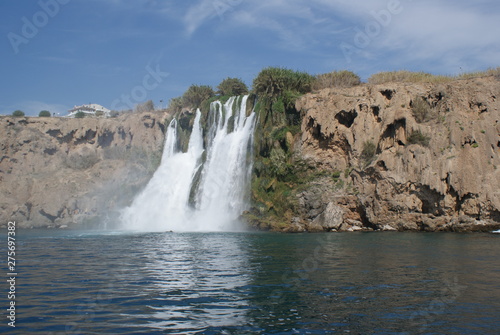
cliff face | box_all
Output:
[2,77,499,232]
[0,112,166,228]
[291,77,500,232]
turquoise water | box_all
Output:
[1,230,500,334]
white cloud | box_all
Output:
[280,0,500,74]
[95,0,500,74]
[353,0,500,73]
[183,0,345,52]
[183,0,219,36]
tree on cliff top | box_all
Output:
[217,77,248,96]
[12,110,25,117]
[182,85,215,109]
[252,67,314,103]
[39,110,51,117]
[75,111,86,118]
[167,97,183,113]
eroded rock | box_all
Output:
[292,76,500,232]
[0,112,167,228]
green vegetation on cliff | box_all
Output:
[168,78,248,114]
[182,85,215,109]
[247,67,318,229]
[164,66,500,231]
[407,130,431,147]
[252,67,314,103]
[217,77,248,96]
[164,67,324,229]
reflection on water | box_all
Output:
[3,230,500,334]
[130,233,253,331]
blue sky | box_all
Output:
[1,0,499,116]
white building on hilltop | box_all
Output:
[67,104,111,118]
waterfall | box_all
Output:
[121,96,255,232]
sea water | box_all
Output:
[2,230,500,334]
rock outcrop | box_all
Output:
[0,112,167,228]
[2,76,499,232]
[291,76,500,232]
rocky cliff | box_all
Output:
[2,76,499,232]
[0,112,166,228]
[283,76,499,232]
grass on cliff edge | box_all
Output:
[368,68,500,84]
[312,70,361,90]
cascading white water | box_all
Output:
[121,96,255,232]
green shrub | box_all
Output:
[361,140,376,165]
[407,130,431,147]
[269,147,289,179]
[182,85,215,109]
[75,111,86,118]
[12,110,25,117]
[411,96,434,123]
[168,97,184,113]
[252,67,314,103]
[312,70,361,90]
[39,110,51,117]
[270,126,288,142]
[334,179,345,190]
[272,97,285,115]
[281,89,302,110]
[216,77,248,96]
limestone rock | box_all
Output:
[0,111,167,228]
[292,76,500,232]
[312,202,344,230]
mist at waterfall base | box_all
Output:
[121,96,255,232]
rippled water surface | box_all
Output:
[2,230,500,334]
